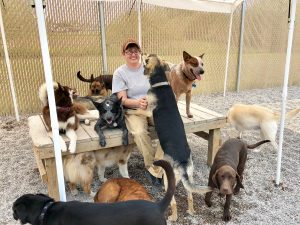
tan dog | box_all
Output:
[94,178,152,203]
[94,146,132,182]
[63,152,96,196]
[167,51,204,118]
[227,103,300,151]
[76,71,112,97]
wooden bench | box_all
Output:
[28,101,226,200]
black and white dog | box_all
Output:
[12,160,176,225]
[143,54,212,221]
[91,94,128,147]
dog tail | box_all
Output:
[77,71,93,83]
[38,82,58,106]
[285,108,300,120]
[154,160,175,212]
[247,140,270,149]
[181,172,212,195]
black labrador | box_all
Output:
[12,160,175,225]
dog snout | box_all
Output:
[93,89,100,95]
[200,68,204,74]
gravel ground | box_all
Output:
[1,86,299,225]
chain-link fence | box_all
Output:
[0,0,299,116]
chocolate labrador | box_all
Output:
[12,160,175,225]
[205,138,270,221]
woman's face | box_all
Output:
[123,47,141,67]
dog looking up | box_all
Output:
[143,54,211,221]
[205,138,270,221]
[77,71,112,97]
[94,177,152,203]
[227,103,300,151]
[12,160,175,225]
[167,51,204,118]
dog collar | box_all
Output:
[182,71,195,81]
[38,201,54,225]
[56,106,71,113]
[151,81,169,88]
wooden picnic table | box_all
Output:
[28,101,226,200]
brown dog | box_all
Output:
[167,51,204,118]
[205,138,270,221]
[39,82,98,153]
[77,71,112,97]
[94,178,152,203]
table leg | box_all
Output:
[44,158,60,201]
[207,128,221,166]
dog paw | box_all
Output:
[99,139,106,147]
[84,119,90,125]
[68,144,76,153]
[89,191,96,198]
[187,114,193,118]
[187,208,195,215]
[70,189,79,196]
[61,142,67,152]
[122,139,129,146]
[99,177,107,182]
[223,213,232,221]
[168,214,178,222]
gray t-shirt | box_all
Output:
[112,64,150,100]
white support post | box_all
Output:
[137,0,142,48]
[0,3,20,121]
[223,12,233,97]
[98,1,108,74]
[236,0,246,92]
[34,0,66,201]
[276,0,297,186]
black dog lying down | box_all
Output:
[91,94,128,147]
[205,138,270,221]
[12,160,175,225]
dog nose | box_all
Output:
[221,187,230,195]
[200,69,204,74]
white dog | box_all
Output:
[227,103,300,151]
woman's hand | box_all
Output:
[138,97,148,110]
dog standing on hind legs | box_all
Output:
[143,53,211,221]
[167,51,205,118]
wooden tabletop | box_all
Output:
[29,101,226,159]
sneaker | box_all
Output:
[144,170,163,187]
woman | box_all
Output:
[112,38,163,185]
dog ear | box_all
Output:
[212,169,220,188]
[162,61,171,72]
[13,204,27,222]
[236,173,244,189]
[199,53,205,58]
[90,74,95,82]
[183,51,192,62]
[91,100,102,109]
